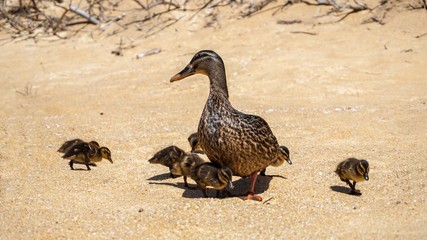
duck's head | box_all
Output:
[170,50,224,82]
[148,146,186,167]
[100,147,113,163]
[219,167,234,189]
[271,145,292,167]
[279,146,292,165]
[357,159,370,181]
[187,132,204,154]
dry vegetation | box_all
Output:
[1,0,425,42]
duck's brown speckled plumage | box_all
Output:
[171,50,282,200]
[198,92,279,177]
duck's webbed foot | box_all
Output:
[241,192,262,201]
[240,171,263,201]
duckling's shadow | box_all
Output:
[71,168,90,171]
[182,175,274,199]
[148,181,191,190]
[147,173,172,181]
[330,185,362,196]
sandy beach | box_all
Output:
[1,0,426,238]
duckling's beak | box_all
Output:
[191,149,204,154]
[170,65,195,82]
[364,173,369,181]
[227,180,234,189]
[286,158,293,165]
[108,158,113,164]
[148,157,161,164]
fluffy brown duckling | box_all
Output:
[190,162,234,198]
[260,145,292,176]
[148,146,206,187]
[60,140,112,170]
[335,158,370,194]
[148,146,184,171]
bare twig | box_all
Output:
[415,32,427,38]
[148,0,180,9]
[16,83,35,96]
[140,16,182,38]
[69,5,100,25]
[132,0,147,10]
[263,197,274,204]
[290,30,317,35]
[189,0,214,20]
[277,19,302,24]
[136,48,161,59]
[241,0,276,17]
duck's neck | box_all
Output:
[207,65,229,99]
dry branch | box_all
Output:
[69,5,100,25]
[136,48,161,59]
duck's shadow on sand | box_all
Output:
[148,173,288,199]
[330,185,362,196]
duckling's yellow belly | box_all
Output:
[69,154,102,163]
[340,170,365,182]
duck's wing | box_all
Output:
[57,139,84,153]
[61,142,96,159]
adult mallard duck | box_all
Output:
[60,140,112,170]
[171,50,284,201]
[335,158,370,194]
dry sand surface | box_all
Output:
[1,1,426,239]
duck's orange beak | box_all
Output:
[170,65,195,82]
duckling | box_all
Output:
[171,50,288,201]
[260,145,292,176]
[61,141,112,170]
[335,158,370,194]
[190,162,234,198]
[148,146,206,187]
[188,132,204,154]
[148,145,185,172]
